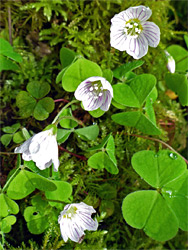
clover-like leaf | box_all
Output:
[87,134,111,151]
[24,206,49,234]
[62,58,102,92]
[27,81,51,99]
[31,194,49,211]
[89,108,105,118]
[113,60,144,80]
[0,55,19,72]
[0,134,13,146]
[60,47,76,69]
[113,74,156,108]
[56,67,67,83]
[57,129,72,143]
[122,150,188,242]
[106,135,117,166]
[112,111,161,135]
[2,123,20,134]
[0,215,17,233]
[145,97,156,125]
[33,97,55,121]
[162,171,188,231]
[88,151,119,174]
[45,180,72,205]
[75,125,99,141]
[0,193,19,218]
[165,73,188,106]
[59,108,78,129]
[24,160,50,178]
[131,150,187,188]
[102,69,113,83]
[7,170,57,200]
[167,45,188,72]
[0,38,22,63]
[16,91,37,118]
[122,190,179,241]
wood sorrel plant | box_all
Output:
[0,2,188,249]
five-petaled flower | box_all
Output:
[165,50,175,73]
[74,76,113,112]
[14,126,59,171]
[58,202,98,243]
[110,5,160,59]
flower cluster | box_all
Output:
[110,5,160,59]
[13,4,161,245]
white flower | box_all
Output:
[74,76,113,111]
[58,202,98,243]
[110,5,160,59]
[165,50,175,73]
[14,127,59,171]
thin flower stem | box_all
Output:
[0,152,16,155]
[54,99,69,103]
[129,134,188,165]
[52,99,80,124]
[2,167,20,192]
[59,146,87,161]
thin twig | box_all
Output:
[8,6,12,46]
[129,134,188,165]
[0,152,16,155]
[54,99,69,103]
[59,146,87,161]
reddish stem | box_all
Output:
[54,99,70,103]
[59,146,87,161]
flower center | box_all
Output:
[63,206,78,219]
[124,19,142,38]
[89,80,103,99]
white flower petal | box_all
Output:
[75,77,113,112]
[142,21,160,47]
[111,10,129,24]
[74,81,92,101]
[165,51,176,73]
[22,152,32,161]
[110,6,159,59]
[126,33,148,59]
[110,25,128,51]
[76,202,96,214]
[14,137,33,153]
[60,220,69,242]
[58,202,98,243]
[134,6,152,22]
[14,129,59,171]
[82,94,103,111]
[29,140,40,154]
[100,90,112,111]
[77,213,98,231]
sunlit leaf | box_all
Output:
[62,58,102,92]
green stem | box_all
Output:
[2,167,20,192]
[0,235,5,250]
[52,100,80,124]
